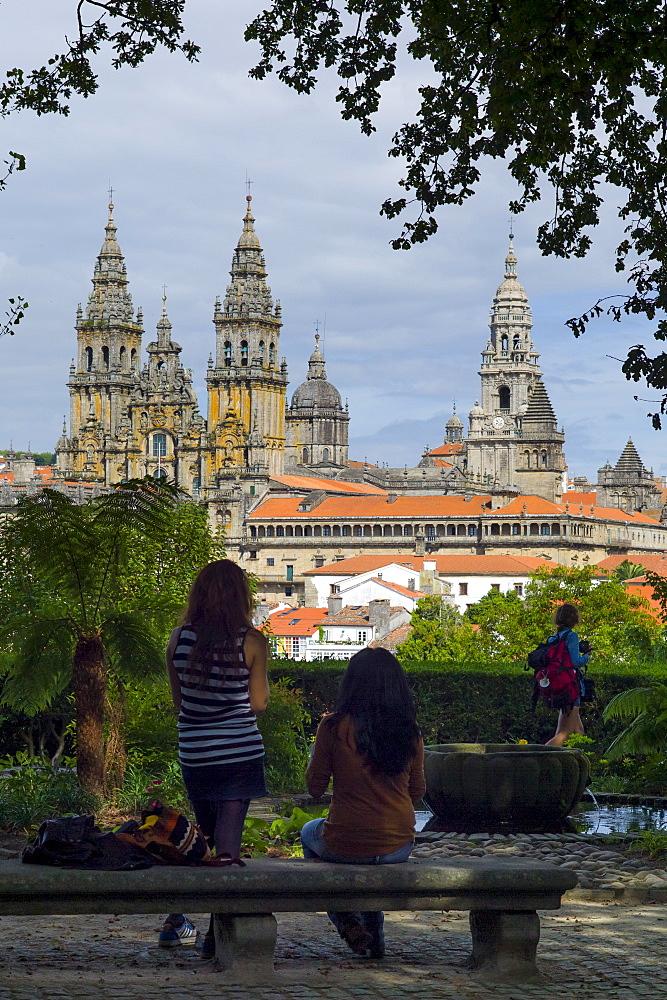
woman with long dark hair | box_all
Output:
[160,559,269,950]
[545,602,590,747]
[300,647,425,959]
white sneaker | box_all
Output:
[158,916,197,947]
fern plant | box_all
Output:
[0,479,184,794]
[603,684,667,758]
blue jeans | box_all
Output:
[300,818,414,954]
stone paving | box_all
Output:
[0,898,664,999]
[413,831,667,896]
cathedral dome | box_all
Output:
[469,400,484,418]
[446,410,463,429]
[290,334,343,410]
[493,240,529,305]
[291,378,342,410]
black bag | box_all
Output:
[22,814,156,870]
[579,673,596,703]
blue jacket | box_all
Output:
[548,628,589,668]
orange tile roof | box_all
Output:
[251,491,665,525]
[427,443,465,456]
[267,607,327,636]
[305,554,558,576]
[269,474,387,496]
[367,578,425,600]
[368,623,414,650]
[621,582,664,620]
[348,460,378,469]
[563,491,597,504]
[432,459,453,468]
[594,553,667,575]
[250,494,493,519]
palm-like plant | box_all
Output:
[0,479,184,794]
[613,560,647,582]
[603,684,667,758]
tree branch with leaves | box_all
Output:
[247,0,667,425]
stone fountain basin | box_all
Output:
[423,743,589,832]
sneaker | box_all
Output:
[195,929,215,959]
[158,916,197,948]
[340,916,373,955]
[368,939,385,959]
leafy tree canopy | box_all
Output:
[397,594,488,661]
[468,565,662,661]
[247,1,667,424]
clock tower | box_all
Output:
[465,238,566,501]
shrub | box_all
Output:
[269,658,667,747]
[257,679,310,794]
[0,753,97,831]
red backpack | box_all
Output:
[527,630,581,710]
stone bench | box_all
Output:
[0,856,576,980]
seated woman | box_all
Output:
[300,647,425,959]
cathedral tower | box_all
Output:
[285,334,350,468]
[465,238,566,501]
[56,200,144,481]
[205,196,288,486]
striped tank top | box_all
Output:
[173,625,265,768]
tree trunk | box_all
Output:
[72,634,106,795]
[104,676,128,799]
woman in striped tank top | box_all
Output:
[160,559,270,950]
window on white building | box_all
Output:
[357,631,367,643]
[514,583,523,596]
[459,583,468,596]
[490,583,501,591]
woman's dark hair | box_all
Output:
[182,559,253,682]
[329,648,420,777]
[553,602,580,629]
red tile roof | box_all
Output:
[367,578,425,600]
[368,623,414,650]
[427,443,465,456]
[269,474,387,496]
[348,460,378,469]
[563,491,597,504]
[267,607,327,636]
[305,554,558,576]
[594,553,667,575]
[621,582,664,620]
[250,494,493,519]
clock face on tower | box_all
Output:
[492,416,505,429]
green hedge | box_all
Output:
[268,659,667,749]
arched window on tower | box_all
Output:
[499,386,510,411]
[302,447,309,465]
[513,334,520,350]
[130,348,137,369]
[541,451,548,467]
[258,340,265,364]
[153,433,167,457]
[269,342,275,365]
[322,448,330,462]
[85,346,93,372]
[153,467,167,479]
[224,341,232,367]
[119,346,126,369]
[501,334,508,352]
[102,346,109,370]
[241,341,248,366]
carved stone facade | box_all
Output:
[56,197,304,505]
[420,240,566,503]
[596,439,663,514]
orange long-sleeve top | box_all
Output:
[306,713,426,858]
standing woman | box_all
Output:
[300,648,425,959]
[160,559,270,949]
[545,602,590,747]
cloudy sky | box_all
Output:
[0,0,664,479]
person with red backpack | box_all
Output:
[541,603,591,746]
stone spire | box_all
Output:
[522,379,557,428]
[614,439,645,475]
[156,293,172,348]
[222,195,279,322]
[307,333,327,380]
[85,199,135,325]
